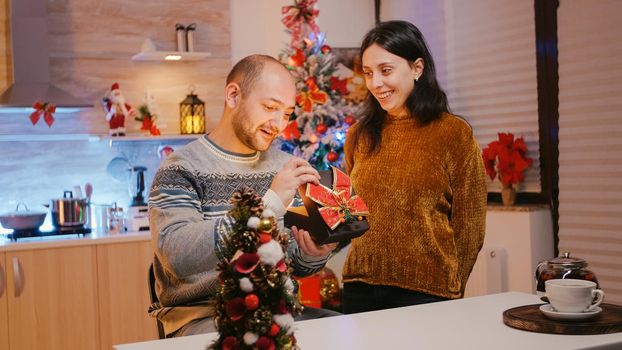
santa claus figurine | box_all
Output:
[102,82,135,136]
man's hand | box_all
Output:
[270,158,320,206]
[291,225,337,257]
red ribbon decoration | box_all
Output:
[29,101,56,127]
[281,0,320,46]
[296,77,328,113]
[306,167,369,230]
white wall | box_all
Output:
[230,0,375,64]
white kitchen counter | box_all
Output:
[114,292,622,350]
[0,230,151,252]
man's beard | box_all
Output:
[231,103,276,152]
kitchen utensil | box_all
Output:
[85,183,93,202]
[106,156,132,183]
[84,183,93,228]
[539,303,602,321]
[50,190,88,227]
[0,202,47,230]
[535,252,599,297]
[545,279,604,313]
[73,185,83,199]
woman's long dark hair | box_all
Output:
[350,20,450,154]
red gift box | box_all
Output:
[285,166,369,245]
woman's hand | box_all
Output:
[291,225,337,257]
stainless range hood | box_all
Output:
[0,0,92,113]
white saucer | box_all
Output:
[539,304,602,321]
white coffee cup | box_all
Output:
[545,279,604,313]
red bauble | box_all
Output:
[269,323,280,337]
[327,151,339,162]
[320,44,332,54]
[245,294,260,311]
[344,115,356,125]
[259,233,272,244]
[316,123,327,134]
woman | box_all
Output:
[342,20,487,314]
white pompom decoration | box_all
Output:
[247,216,260,229]
[262,208,275,218]
[243,332,258,345]
[257,240,284,266]
[273,313,295,334]
[239,277,253,293]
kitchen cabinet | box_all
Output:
[97,240,158,349]
[5,246,100,350]
[0,252,8,350]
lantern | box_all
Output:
[179,90,206,134]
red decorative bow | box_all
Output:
[29,101,56,127]
[306,167,369,230]
[296,77,328,113]
[281,0,320,46]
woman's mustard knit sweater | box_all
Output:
[343,113,487,299]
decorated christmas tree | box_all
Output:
[278,0,361,170]
[209,187,302,350]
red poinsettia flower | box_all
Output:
[234,253,260,274]
[289,48,305,67]
[281,120,301,141]
[481,132,533,187]
[226,297,246,321]
[296,78,328,112]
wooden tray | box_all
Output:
[503,303,622,335]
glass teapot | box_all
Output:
[535,252,599,296]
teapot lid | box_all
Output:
[548,252,587,268]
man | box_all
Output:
[148,55,338,337]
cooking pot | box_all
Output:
[50,190,88,227]
[0,202,47,230]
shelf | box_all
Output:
[0,133,201,144]
[131,51,212,61]
[0,134,102,142]
[106,133,201,146]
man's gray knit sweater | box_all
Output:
[149,135,329,307]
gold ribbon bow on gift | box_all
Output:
[306,167,369,230]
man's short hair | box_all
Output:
[226,55,283,95]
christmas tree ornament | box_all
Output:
[209,188,301,350]
[326,150,338,163]
[29,101,56,127]
[102,83,135,136]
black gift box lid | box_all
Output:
[284,167,369,245]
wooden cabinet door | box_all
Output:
[5,246,100,350]
[0,252,8,350]
[97,241,158,349]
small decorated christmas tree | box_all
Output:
[209,187,302,350]
[278,0,359,170]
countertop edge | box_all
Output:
[0,231,151,252]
